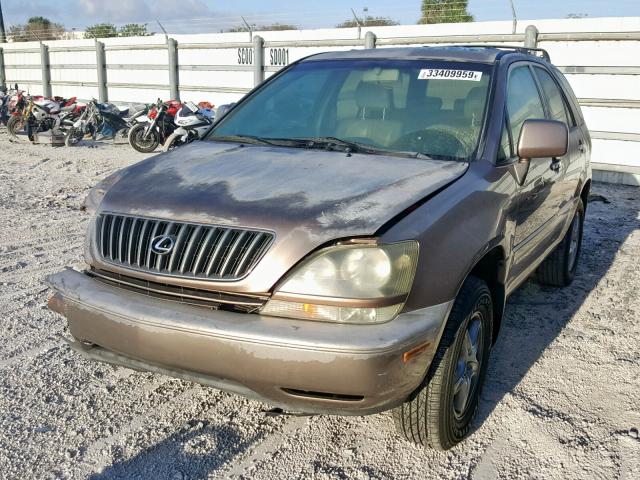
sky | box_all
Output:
[2,0,640,33]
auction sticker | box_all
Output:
[418,69,483,81]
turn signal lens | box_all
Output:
[260,300,403,324]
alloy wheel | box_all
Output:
[452,313,484,420]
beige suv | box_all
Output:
[47,45,591,450]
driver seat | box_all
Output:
[336,82,402,147]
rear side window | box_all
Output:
[534,67,573,126]
[550,65,584,126]
[506,66,545,144]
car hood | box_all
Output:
[96,141,467,292]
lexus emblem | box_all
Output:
[150,234,176,255]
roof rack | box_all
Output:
[443,45,551,62]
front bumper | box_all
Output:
[46,268,452,415]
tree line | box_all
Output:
[6,1,474,42]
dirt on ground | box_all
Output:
[0,128,639,479]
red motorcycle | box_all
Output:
[127,99,181,152]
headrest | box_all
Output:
[464,87,487,118]
[355,82,394,111]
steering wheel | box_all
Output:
[391,127,467,158]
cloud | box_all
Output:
[4,0,217,29]
[77,0,151,22]
[77,0,215,23]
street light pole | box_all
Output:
[0,0,7,44]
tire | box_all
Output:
[64,127,84,147]
[113,128,129,144]
[536,199,584,287]
[162,132,181,152]
[7,115,26,139]
[128,123,159,153]
[393,276,493,450]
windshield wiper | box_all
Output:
[210,134,280,146]
[301,136,383,153]
[301,137,434,160]
[211,134,434,160]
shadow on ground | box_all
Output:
[91,421,260,480]
[476,184,640,425]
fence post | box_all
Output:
[95,41,108,103]
[364,31,377,49]
[167,38,180,101]
[253,35,264,86]
[524,25,539,48]
[40,43,51,97]
[0,48,6,89]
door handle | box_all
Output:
[550,158,561,172]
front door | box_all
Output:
[507,64,566,281]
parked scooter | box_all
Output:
[162,101,214,151]
[64,100,148,146]
[128,99,180,153]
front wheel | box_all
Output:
[393,276,493,450]
[128,123,159,153]
[162,132,182,152]
[64,127,84,147]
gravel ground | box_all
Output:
[0,129,639,480]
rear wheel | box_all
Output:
[7,115,26,139]
[536,199,584,287]
[113,128,129,144]
[393,276,493,450]
[128,123,159,153]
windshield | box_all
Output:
[208,59,493,161]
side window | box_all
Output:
[497,116,512,162]
[534,67,572,126]
[506,66,546,144]
[551,66,583,126]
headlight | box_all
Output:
[261,241,418,324]
[83,169,125,215]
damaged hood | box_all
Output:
[96,141,467,292]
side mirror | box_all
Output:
[517,119,568,160]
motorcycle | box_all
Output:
[1,84,25,125]
[64,100,148,147]
[0,87,10,125]
[7,94,79,141]
[162,101,214,151]
[128,99,181,153]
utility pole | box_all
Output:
[0,0,7,44]
[508,0,518,34]
[350,8,363,39]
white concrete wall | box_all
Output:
[2,17,639,181]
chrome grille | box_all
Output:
[95,214,274,280]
